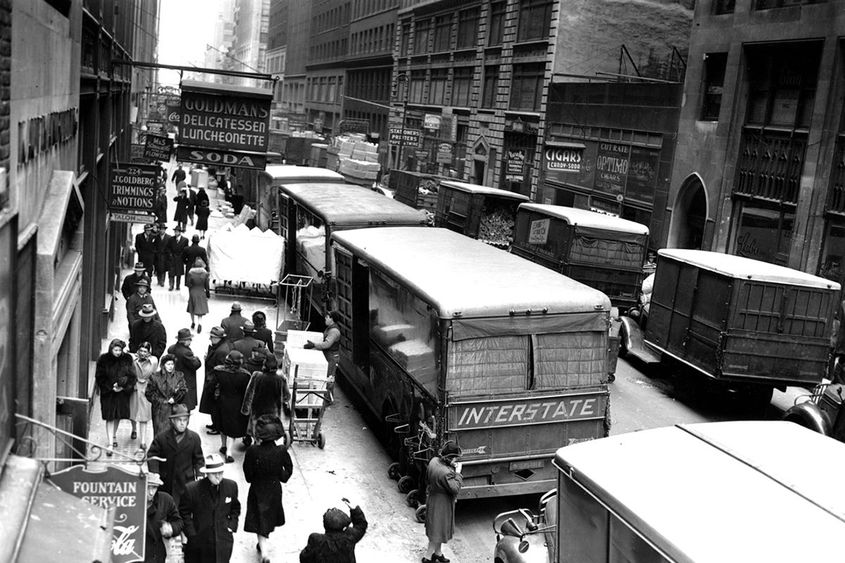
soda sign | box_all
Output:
[176,146,267,170]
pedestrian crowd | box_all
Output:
[93,162,475,562]
[100,220,367,562]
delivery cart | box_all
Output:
[284,346,329,448]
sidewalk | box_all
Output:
[87,163,428,562]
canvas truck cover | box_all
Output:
[439,180,530,202]
[658,249,841,291]
[331,227,612,318]
[280,182,427,227]
[553,421,845,562]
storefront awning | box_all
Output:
[0,454,113,563]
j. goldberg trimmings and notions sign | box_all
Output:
[178,80,272,170]
[109,164,158,223]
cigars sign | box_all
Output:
[178,79,272,170]
[49,465,148,562]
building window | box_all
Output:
[457,8,479,49]
[410,70,426,103]
[734,131,805,204]
[701,52,727,121]
[754,0,824,8]
[488,2,505,46]
[429,69,448,105]
[517,0,552,43]
[414,19,430,54]
[482,65,500,108]
[712,0,736,13]
[433,15,451,52]
[452,67,473,107]
[733,202,794,266]
[400,23,411,56]
[745,42,821,129]
[510,63,544,111]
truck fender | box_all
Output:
[783,402,831,436]
[618,316,641,357]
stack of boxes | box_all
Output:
[331,134,381,185]
[283,331,330,410]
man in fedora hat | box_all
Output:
[126,277,159,330]
[220,302,248,343]
[179,452,241,563]
[134,223,157,278]
[130,303,168,359]
[154,222,172,288]
[145,472,183,563]
[183,233,208,273]
[147,404,204,507]
[121,262,151,300]
[233,321,264,359]
[167,225,190,291]
[169,328,202,411]
[200,326,231,435]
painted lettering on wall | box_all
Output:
[17,107,78,166]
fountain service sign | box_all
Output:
[49,465,147,563]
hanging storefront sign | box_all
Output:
[505,149,525,182]
[625,146,659,205]
[129,144,145,162]
[178,79,272,169]
[436,142,453,164]
[108,163,158,223]
[424,114,441,130]
[49,465,148,563]
[143,134,173,162]
[388,128,422,146]
[594,142,630,195]
[176,145,267,170]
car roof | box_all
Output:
[262,165,345,183]
[280,183,427,225]
[658,249,839,290]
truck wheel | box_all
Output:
[405,489,421,508]
[398,475,416,494]
[387,462,402,481]
[415,504,427,523]
[317,432,326,449]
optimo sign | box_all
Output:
[109,163,159,223]
[178,79,272,169]
[49,465,147,563]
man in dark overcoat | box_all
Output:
[169,328,202,410]
[180,452,241,563]
[147,404,204,507]
[121,262,151,300]
[126,278,158,331]
[167,225,190,290]
[233,321,264,358]
[220,302,248,343]
[145,472,183,563]
[183,234,208,271]
[200,326,231,435]
[171,164,186,186]
[154,223,172,288]
[130,304,168,358]
[135,223,157,278]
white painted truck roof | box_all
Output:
[519,203,649,235]
[439,180,530,201]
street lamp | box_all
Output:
[395,72,409,171]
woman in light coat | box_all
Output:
[185,257,210,333]
[131,341,158,450]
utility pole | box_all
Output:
[396,73,408,171]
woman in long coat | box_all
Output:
[145,354,188,437]
[195,200,211,239]
[243,414,293,560]
[95,338,137,455]
[130,341,158,449]
[424,441,464,563]
[211,351,251,462]
[241,354,283,439]
[185,257,210,332]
